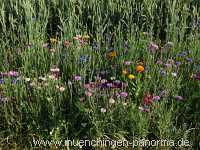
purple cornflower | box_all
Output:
[106,83,113,88]
[74,76,81,81]
[193,73,200,81]
[113,80,123,88]
[148,42,159,53]
[175,95,183,101]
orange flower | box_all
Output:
[136,65,144,73]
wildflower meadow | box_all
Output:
[0,0,200,149]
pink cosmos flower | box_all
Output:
[50,67,60,78]
[153,96,160,101]
[64,40,70,47]
[120,92,128,98]
[49,48,56,53]
[42,43,49,48]
[85,91,92,97]
[73,35,82,40]
[84,84,91,89]
[8,71,19,77]
[50,68,60,73]
[124,61,131,66]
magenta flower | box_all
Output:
[175,95,183,101]
[74,75,81,81]
[153,96,160,101]
[120,92,128,98]
[193,73,200,80]
[8,71,19,77]
[106,83,113,88]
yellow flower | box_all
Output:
[107,50,117,59]
[190,73,193,79]
[83,35,90,40]
[136,59,144,65]
[122,69,128,75]
[50,37,57,44]
[128,74,135,80]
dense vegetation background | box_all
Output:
[0,0,200,149]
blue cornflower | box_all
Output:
[160,70,166,77]
[175,61,181,66]
[0,79,4,84]
[79,55,89,63]
[11,79,17,84]
[92,41,100,51]
[185,57,193,63]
